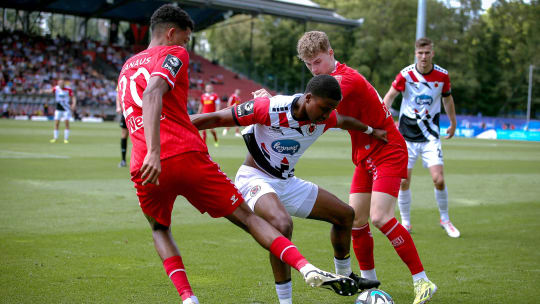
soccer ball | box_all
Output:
[355,288,394,304]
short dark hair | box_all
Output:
[305,75,342,102]
[415,37,433,49]
[150,4,194,32]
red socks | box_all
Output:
[352,223,375,270]
[163,256,194,301]
[270,236,309,271]
[379,218,424,275]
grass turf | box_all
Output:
[1,120,539,303]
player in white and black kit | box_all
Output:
[383,37,460,238]
[192,75,385,304]
[50,79,77,143]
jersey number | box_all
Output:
[118,67,151,119]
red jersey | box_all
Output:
[200,92,219,113]
[117,45,207,173]
[227,93,241,107]
[332,62,406,165]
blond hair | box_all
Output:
[297,31,331,61]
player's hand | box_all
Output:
[140,152,161,186]
[445,124,456,139]
[372,129,388,143]
[116,106,122,113]
[252,89,272,98]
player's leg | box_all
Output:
[51,111,61,142]
[423,139,459,238]
[210,129,218,146]
[235,127,241,137]
[144,214,197,304]
[222,127,228,135]
[307,187,380,290]
[371,181,437,304]
[63,117,70,143]
[398,141,418,231]
[348,164,377,280]
[119,115,128,167]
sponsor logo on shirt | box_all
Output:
[249,185,261,197]
[271,139,300,155]
[161,54,182,77]
[237,100,255,117]
[306,123,317,136]
[414,94,433,106]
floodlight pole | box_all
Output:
[526,64,534,130]
[416,0,426,40]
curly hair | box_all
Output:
[305,74,342,102]
[297,31,331,61]
[150,4,194,32]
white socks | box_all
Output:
[360,269,378,281]
[412,271,428,282]
[435,187,449,222]
[334,256,352,276]
[275,280,292,304]
[398,189,412,226]
[53,129,59,139]
[64,129,70,140]
[299,263,316,278]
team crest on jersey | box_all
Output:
[237,100,255,117]
[414,94,433,105]
[306,123,317,136]
[249,185,261,197]
[271,139,300,155]
[333,75,342,84]
[162,54,182,77]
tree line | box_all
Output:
[202,0,539,117]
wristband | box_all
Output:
[364,126,373,135]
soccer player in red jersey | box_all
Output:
[192,75,384,303]
[198,83,219,146]
[383,37,460,238]
[222,88,242,137]
[117,6,357,304]
[296,31,437,304]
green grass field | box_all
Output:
[1,120,540,303]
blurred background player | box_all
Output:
[116,92,128,167]
[192,75,384,303]
[198,83,219,146]
[118,6,358,304]
[296,31,437,304]
[49,78,76,143]
[222,88,242,137]
[383,37,460,238]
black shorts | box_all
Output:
[120,115,127,129]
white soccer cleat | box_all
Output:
[304,268,358,296]
[440,220,460,238]
[182,295,199,304]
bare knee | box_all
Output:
[432,174,445,189]
[400,178,410,190]
[370,212,393,229]
[267,216,293,239]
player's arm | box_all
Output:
[71,95,77,111]
[442,94,457,139]
[336,114,388,143]
[190,108,237,130]
[116,94,122,114]
[140,76,169,186]
[383,86,400,110]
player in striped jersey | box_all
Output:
[49,78,76,143]
[383,37,460,239]
[191,75,386,303]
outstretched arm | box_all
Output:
[383,86,400,110]
[336,114,388,143]
[191,107,238,130]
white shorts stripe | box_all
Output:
[384,222,400,236]
[168,269,185,278]
[280,245,296,261]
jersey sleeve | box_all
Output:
[442,73,452,97]
[67,88,73,97]
[151,47,188,89]
[231,97,270,126]
[323,110,338,132]
[392,72,406,92]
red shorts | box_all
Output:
[350,144,408,197]
[131,151,243,226]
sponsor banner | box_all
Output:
[439,115,540,141]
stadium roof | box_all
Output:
[2,0,362,30]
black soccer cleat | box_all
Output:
[304,269,359,296]
[349,272,381,291]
